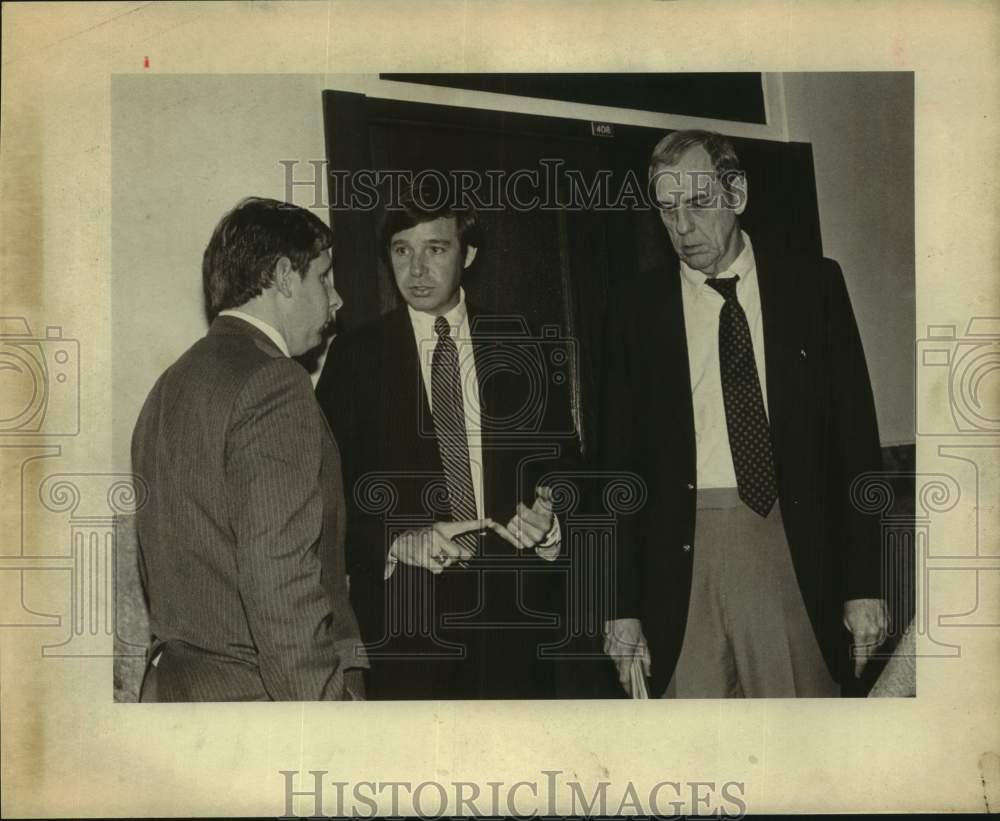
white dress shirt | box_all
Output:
[217,309,289,357]
[679,231,769,490]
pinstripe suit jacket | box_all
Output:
[132,315,362,701]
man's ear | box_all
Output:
[728,173,748,216]
[272,257,294,298]
[463,245,478,269]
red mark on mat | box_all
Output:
[144,56,150,69]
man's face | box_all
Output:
[284,248,342,355]
[389,216,476,315]
[652,144,747,276]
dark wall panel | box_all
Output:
[380,73,767,124]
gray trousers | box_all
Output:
[665,488,839,698]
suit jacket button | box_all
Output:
[686,482,695,490]
[682,543,692,552]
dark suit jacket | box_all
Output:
[316,305,580,699]
[598,233,883,696]
[132,316,362,701]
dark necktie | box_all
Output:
[705,275,778,517]
[431,316,479,543]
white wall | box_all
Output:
[113,74,330,472]
[782,72,915,445]
[112,72,913,472]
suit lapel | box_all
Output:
[754,236,797,462]
[654,264,697,466]
[387,307,443,478]
[465,302,491,422]
[466,303,494,513]
[388,306,431,424]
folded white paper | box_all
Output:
[630,656,648,699]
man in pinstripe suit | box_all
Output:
[132,197,365,701]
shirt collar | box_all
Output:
[217,309,290,357]
[406,287,469,339]
[680,230,755,293]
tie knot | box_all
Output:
[434,316,451,338]
[705,275,739,302]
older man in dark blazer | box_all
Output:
[600,130,888,698]
[316,183,579,699]
[132,197,364,701]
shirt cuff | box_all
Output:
[534,516,561,561]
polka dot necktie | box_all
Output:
[431,316,479,547]
[705,275,778,517]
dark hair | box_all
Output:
[648,129,745,198]
[378,177,481,269]
[202,197,333,321]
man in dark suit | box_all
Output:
[600,130,888,698]
[132,197,365,701]
[316,182,579,699]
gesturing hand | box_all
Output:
[390,519,501,574]
[502,485,556,550]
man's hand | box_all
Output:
[502,486,556,550]
[344,668,366,701]
[390,519,502,574]
[844,597,888,678]
[603,618,651,696]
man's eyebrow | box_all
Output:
[657,191,684,205]
[660,191,711,207]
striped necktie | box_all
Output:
[431,316,479,539]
